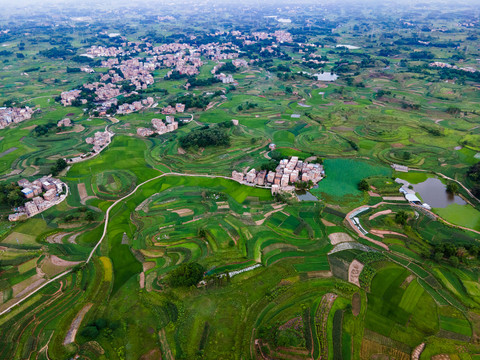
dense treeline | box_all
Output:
[467,162,480,197]
[179,125,231,149]
[166,262,205,287]
[32,123,59,137]
[0,183,26,208]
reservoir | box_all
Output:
[412,177,466,208]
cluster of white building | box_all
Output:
[161,103,185,115]
[85,131,112,153]
[232,156,325,194]
[0,106,34,129]
[57,118,72,127]
[429,61,477,73]
[9,177,67,221]
[137,116,179,137]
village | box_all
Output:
[0,106,35,130]
[137,116,179,137]
[232,155,325,195]
[8,176,68,221]
[55,29,302,119]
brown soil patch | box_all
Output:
[361,338,410,360]
[177,146,186,155]
[22,125,37,130]
[321,219,336,226]
[328,232,354,245]
[50,255,81,267]
[352,292,361,316]
[400,274,415,289]
[140,349,162,360]
[275,120,285,124]
[382,196,406,201]
[370,229,407,238]
[368,191,381,197]
[348,260,364,287]
[63,303,93,345]
[170,208,194,217]
[279,317,303,331]
[77,183,88,202]
[306,271,332,278]
[391,143,404,148]
[369,209,392,220]
[143,261,156,272]
[46,232,72,244]
[57,124,85,135]
[139,272,145,289]
[432,355,451,360]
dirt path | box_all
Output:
[158,329,174,360]
[77,183,88,203]
[370,229,407,238]
[368,209,392,220]
[63,303,93,345]
[255,204,286,225]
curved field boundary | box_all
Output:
[0,172,236,318]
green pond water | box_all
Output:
[311,158,391,198]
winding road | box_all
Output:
[0,172,235,317]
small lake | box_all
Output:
[296,190,318,201]
[313,73,338,81]
[412,177,466,208]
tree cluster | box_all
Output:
[0,183,26,208]
[166,262,205,287]
[50,158,67,176]
[179,125,230,149]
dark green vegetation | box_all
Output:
[1,0,480,359]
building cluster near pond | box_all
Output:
[232,156,325,194]
[0,106,34,129]
[9,177,67,221]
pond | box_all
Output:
[411,177,466,208]
[313,73,338,81]
[296,190,318,201]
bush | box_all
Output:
[179,127,230,148]
[166,262,205,287]
[358,179,369,191]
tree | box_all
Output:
[166,262,205,287]
[358,179,369,191]
[446,182,459,194]
[51,158,67,176]
[85,211,96,222]
[434,252,444,262]
[395,211,408,225]
[81,326,99,340]
[449,256,459,267]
